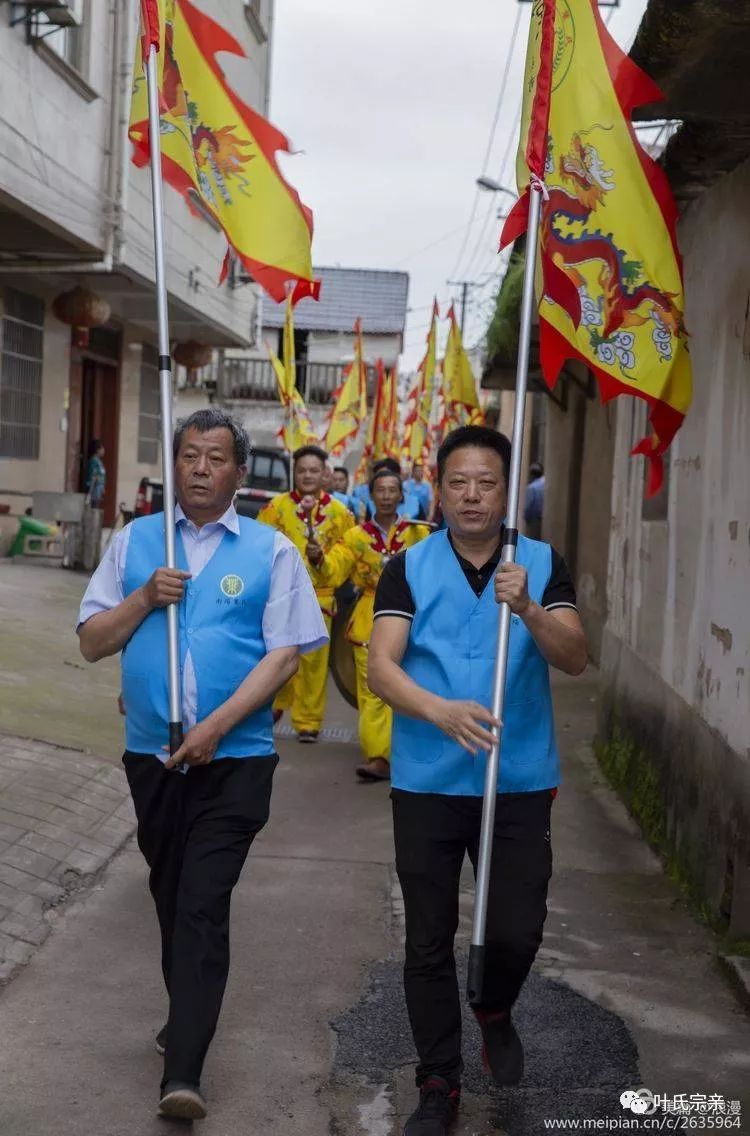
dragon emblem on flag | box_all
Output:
[541,130,686,380]
[156,1,254,211]
[129,0,318,303]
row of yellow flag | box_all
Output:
[266,296,484,461]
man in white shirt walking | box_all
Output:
[77,409,327,1121]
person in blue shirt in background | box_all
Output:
[354,458,423,522]
[331,465,359,517]
[403,460,434,522]
[524,461,545,541]
[369,426,586,1136]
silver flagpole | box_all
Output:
[145,45,183,757]
[467,181,543,1003]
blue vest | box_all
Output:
[391,529,560,795]
[121,513,276,758]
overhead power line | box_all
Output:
[446,4,524,283]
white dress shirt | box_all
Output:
[78,504,327,752]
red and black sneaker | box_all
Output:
[404,1076,460,1136]
[474,1009,524,1087]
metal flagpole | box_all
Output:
[466,180,544,1004]
[145,45,183,758]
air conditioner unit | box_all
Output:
[10,1,83,28]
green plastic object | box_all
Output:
[8,515,56,557]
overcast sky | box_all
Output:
[269,0,648,373]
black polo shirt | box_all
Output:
[374,531,577,622]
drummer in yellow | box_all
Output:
[258,445,354,742]
[308,468,430,780]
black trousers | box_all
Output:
[122,752,277,1087]
[392,788,553,1087]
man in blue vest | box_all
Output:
[77,409,327,1121]
[403,460,434,522]
[369,425,586,1136]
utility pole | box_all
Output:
[447,279,476,335]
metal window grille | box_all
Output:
[138,344,160,465]
[0,288,45,460]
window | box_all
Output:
[0,288,45,460]
[44,22,82,70]
[138,345,160,465]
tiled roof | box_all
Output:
[261,267,409,334]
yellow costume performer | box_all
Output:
[314,518,429,767]
[258,490,354,734]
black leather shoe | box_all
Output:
[155,1024,167,1056]
[475,1009,524,1086]
[403,1076,460,1135]
[297,730,319,744]
[158,1081,207,1120]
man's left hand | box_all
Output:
[164,717,222,769]
[494,563,531,614]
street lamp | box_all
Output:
[476,176,517,202]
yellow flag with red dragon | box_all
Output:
[130,0,318,304]
[403,301,439,464]
[501,0,691,493]
[442,304,483,433]
[266,292,317,451]
[324,320,367,457]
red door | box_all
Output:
[78,359,120,526]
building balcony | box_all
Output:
[219,358,377,405]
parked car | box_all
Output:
[133,445,291,520]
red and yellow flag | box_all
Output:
[130,0,319,304]
[266,292,317,452]
[442,304,483,432]
[324,319,367,457]
[501,0,691,494]
[403,300,439,463]
[380,365,400,459]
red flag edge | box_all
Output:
[140,0,161,58]
[539,317,682,497]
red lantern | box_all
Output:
[52,286,111,348]
[173,340,213,369]
[173,340,213,387]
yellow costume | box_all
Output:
[258,491,354,733]
[314,519,430,760]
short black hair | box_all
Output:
[373,456,401,475]
[173,408,250,466]
[437,425,511,487]
[529,461,544,478]
[369,467,403,494]
[333,465,349,481]
[293,444,328,466]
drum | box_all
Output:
[329,587,358,708]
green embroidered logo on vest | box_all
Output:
[220,574,244,598]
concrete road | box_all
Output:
[0,562,122,759]
[0,561,748,1134]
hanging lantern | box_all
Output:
[173,340,213,387]
[52,286,111,348]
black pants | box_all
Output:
[392,788,553,1087]
[123,752,277,1087]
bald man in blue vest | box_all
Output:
[77,409,327,1121]
[369,426,587,1136]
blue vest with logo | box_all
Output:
[391,529,560,795]
[121,513,275,758]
